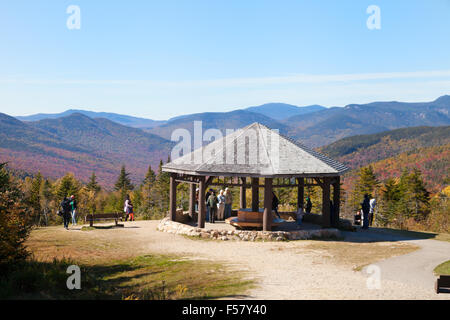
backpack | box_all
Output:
[60,199,71,215]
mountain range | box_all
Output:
[0,113,173,186]
[319,126,450,193]
[2,95,449,187]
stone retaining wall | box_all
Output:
[157,218,341,241]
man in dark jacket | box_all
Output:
[60,197,71,230]
[361,194,371,230]
[305,197,312,214]
[272,192,281,219]
[205,189,212,222]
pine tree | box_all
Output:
[154,159,170,211]
[28,172,43,224]
[0,163,31,265]
[397,168,430,222]
[55,173,80,200]
[377,178,400,226]
[143,165,156,186]
[114,165,134,192]
[350,165,379,210]
[40,179,53,226]
[86,172,101,193]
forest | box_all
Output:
[1,156,448,235]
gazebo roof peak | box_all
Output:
[162,122,349,178]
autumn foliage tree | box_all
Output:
[0,163,31,269]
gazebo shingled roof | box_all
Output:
[162,122,348,231]
[162,122,349,177]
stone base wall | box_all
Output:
[157,218,341,241]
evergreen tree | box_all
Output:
[141,165,156,210]
[86,172,101,193]
[397,168,430,222]
[28,172,43,224]
[377,178,400,226]
[0,163,31,267]
[154,159,170,211]
[114,165,134,212]
[143,165,156,186]
[55,173,80,200]
[39,179,53,226]
[350,165,379,210]
[114,165,134,192]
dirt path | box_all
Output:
[28,221,450,300]
[355,230,450,292]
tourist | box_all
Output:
[69,195,77,226]
[217,190,225,220]
[205,188,213,222]
[60,197,71,230]
[369,197,377,226]
[305,196,312,214]
[296,207,304,225]
[195,188,199,212]
[124,195,134,221]
[272,191,281,219]
[207,190,218,223]
[224,187,232,219]
[361,194,371,230]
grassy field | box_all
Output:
[434,260,450,276]
[1,225,254,300]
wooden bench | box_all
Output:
[436,275,450,294]
[85,213,124,227]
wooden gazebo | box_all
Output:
[162,123,348,231]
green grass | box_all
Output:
[434,260,450,276]
[0,254,254,300]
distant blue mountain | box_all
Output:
[244,103,326,120]
[16,109,166,129]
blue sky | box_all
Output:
[1,0,450,119]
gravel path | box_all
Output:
[123,220,450,300]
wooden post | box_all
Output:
[251,177,259,212]
[189,183,196,216]
[263,178,273,231]
[297,177,304,211]
[240,177,247,209]
[332,177,341,228]
[198,176,206,228]
[169,173,177,222]
[321,177,331,228]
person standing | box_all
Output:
[361,194,371,230]
[224,188,233,219]
[369,197,377,226]
[207,190,218,223]
[60,197,71,230]
[124,195,134,221]
[305,197,312,214]
[205,189,212,222]
[272,191,281,219]
[69,195,77,226]
[217,190,225,220]
[195,188,199,212]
